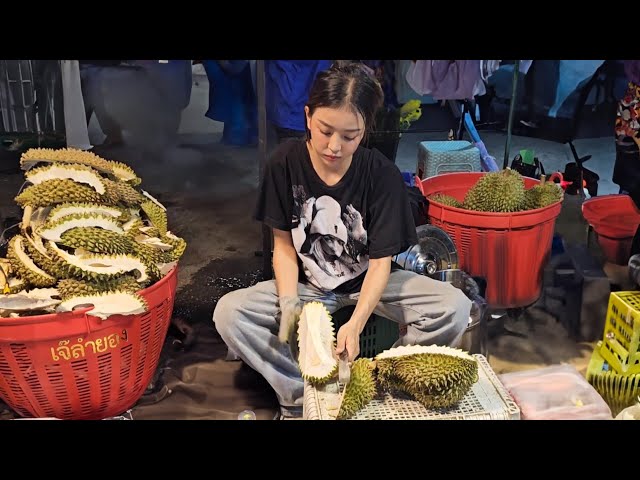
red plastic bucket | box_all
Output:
[582,194,640,265]
[417,172,563,309]
[0,267,178,419]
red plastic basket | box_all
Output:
[0,267,177,420]
[582,195,640,265]
[417,173,562,309]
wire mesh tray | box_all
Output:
[303,354,520,420]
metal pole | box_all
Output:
[503,60,520,169]
[256,60,273,280]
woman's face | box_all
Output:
[305,106,365,171]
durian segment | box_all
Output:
[141,190,167,211]
[462,169,525,213]
[297,301,338,386]
[57,276,141,300]
[337,358,378,420]
[20,147,140,185]
[47,241,150,283]
[375,345,478,410]
[37,213,124,242]
[428,193,462,208]
[521,182,564,210]
[56,291,148,319]
[0,294,61,312]
[122,218,144,235]
[102,179,145,206]
[15,179,107,208]
[7,235,57,287]
[22,231,57,276]
[141,200,168,236]
[162,232,187,261]
[25,163,107,194]
[59,227,134,255]
[7,277,26,294]
[25,206,52,231]
[47,202,124,224]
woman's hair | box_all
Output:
[305,61,384,142]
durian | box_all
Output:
[462,169,525,212]
[297,301,338,386]
[57,276,141,300]
[7,235,57,288]
[141,200,168,236]
[20,148,140,185]
[59,227,134,255]
[37,213,124,242]
[429,193,462,208]
[47,203,124,224]
[375,345,478,409]
[56,291,148,319]
[15,179,108,208]
[102,179,145,206]
[25,163,107,194]
[163,232,187,261]
[521,176,564,210]
[337,358,378,419]
[22,231,57,276]
[47,241,151,283]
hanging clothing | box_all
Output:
[406,60,482,100]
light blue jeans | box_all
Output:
[213,269,471,410]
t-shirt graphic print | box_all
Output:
[291,186,368,291]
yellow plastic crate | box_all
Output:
[586,345,640,417]
[599,291,640,375]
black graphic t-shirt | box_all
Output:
[254,139,417,294]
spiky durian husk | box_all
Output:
[7,235,57,288]
[25,163,107,195]
[20,148,140,185]
[21,232,58,276]
[56,290,148,319]
[47,202,124,224]
[462,169,525,212]
[131,242,165,264]
[139,225,161,238]
[37,213,124,242]
[7,277,26,294]
[521,183,564,210]
[141,200,168,236]
[59,227,134,255]
[122,219,145,237]
[57,276,141,300]
[162,233,187,261]
[15,179,109,208]
[429,193,462,208]
[102,179,145,206]
[297,301,338,386]
[47,241,151,283]
[375,345,478,409]
[337,358,378,420]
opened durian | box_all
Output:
[297,301,338,386]
[15,179,107,208]
[25,163,107,194]
[375,345,478,409]
[56,291,148,319]
[4,147,186,318]
[20,147,140,185]
[337,358,378,420]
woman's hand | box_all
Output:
[335,319,361,362]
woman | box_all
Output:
[213,62,471,419]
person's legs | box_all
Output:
[341,269,471,348]
[212,280,341,412]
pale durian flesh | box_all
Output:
[37,213,124,242]
[7,235,57,288]
[25,163,107,194]
[375,345,479,409]
[297,301,338,386]
[56,291,148,319]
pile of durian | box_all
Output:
[0,148,186,319]
[296,302,479,419]
[429,169,564,213]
